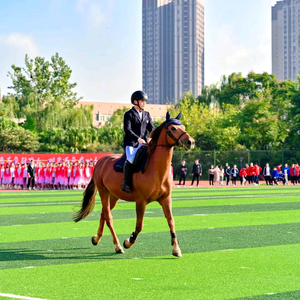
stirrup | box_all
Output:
[121,184,131,193]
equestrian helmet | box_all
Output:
[131,90,148,104]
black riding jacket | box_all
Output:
[123,107,155,148]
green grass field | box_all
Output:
[1,186,300,300]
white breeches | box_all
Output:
[125,144,142,164]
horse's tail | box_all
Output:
[73,177,97,222]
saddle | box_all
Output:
[114,145,149,174]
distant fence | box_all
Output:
[1,150,299,181]
[171,150,300,181]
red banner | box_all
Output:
[0,153,112,165]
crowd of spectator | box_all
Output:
[0,159,96,190]
[2,157,299,191]
[177,160,300,187]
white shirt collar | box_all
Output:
[134,106,143,119]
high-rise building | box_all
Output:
[272,0,300,81]
[142,0,204,104]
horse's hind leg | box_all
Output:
[91,186,107,246]
[92,190,123,253]
[107,194,124,253]
[91,212,105,246]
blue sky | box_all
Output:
[0,0,277,103]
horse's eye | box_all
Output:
[171,127,176,131]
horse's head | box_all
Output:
[164,112,195,149]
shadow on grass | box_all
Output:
[2,223,300,269]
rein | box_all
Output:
[146,128,188,148]
[165,128,188,147]
[143,125,188,173]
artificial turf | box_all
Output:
[1,186,300,299]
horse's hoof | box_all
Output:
[172,248,182,258]
[115,246,125,254]
[91,235,100,246]
[123,239,132,249]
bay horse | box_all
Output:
[74,112,195,257]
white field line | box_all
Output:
[173,193,300,201]
[0,293,48,300]
[1,193,300,207]
[0,202,81,207]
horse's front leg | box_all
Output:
[159,197,182,257]
[123,201,146,249]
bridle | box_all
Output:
[164,126,188,147]
[147,123,189,148]
[142,122,189,172]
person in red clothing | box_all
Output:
[35,163,43,190]
[51,163,57,189]
[244,163,250,185]
[55,162,62,189]
[65,162,72,189]
[290,164,299,185]
[14,163,23,189]
[89,161,94,179]
[246,163,255,185]
[239,166,247,185]
[3,162,11,189]
[45,163,53,189]
[60,162,67,189]
[253,163,262,185]
[277,164,282,172]
[22,163,28,189]
[296,163,300,184]
[39,163,45,190]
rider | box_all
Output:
[121,90,155,193]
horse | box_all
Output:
[74,112,195,257]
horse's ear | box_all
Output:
[175,112,182,120]
[166,112,170,121]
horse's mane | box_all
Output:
[148,121,165,156]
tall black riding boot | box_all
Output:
[121,161,133,193]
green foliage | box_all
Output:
[0,116,17,130]
[8,53,80,101]
[1,69,300,153]
[282,76,300,149]
[0,127,39,152]
[7,53,83,133]
[95,107,128,152]
[42,102,93,130]
[236,97,288,150]
[38,127,98,153]
[168,72,297,151]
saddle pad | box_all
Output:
[114,146,148,173]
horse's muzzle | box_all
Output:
[187,138,195,149]
[180,137,195,149]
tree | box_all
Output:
[41,102,93,130]
[197,84,219,107]
[8,53,80,102]
[168,72,291,151]
[0,127,39,152]
[94,107,127,152]
[281,76,300,149]
[236,94,288,150]
[38,128,67,152]
[64,127,98,152]
[7,53,82,132]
